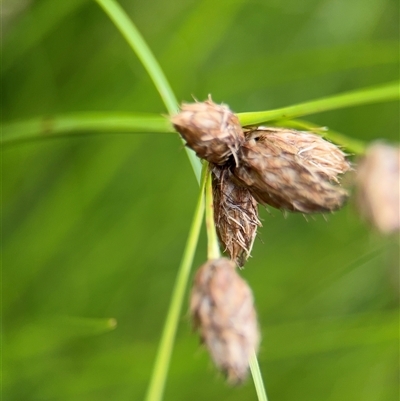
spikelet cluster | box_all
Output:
[190,258,260,384]
[171,99,350,264]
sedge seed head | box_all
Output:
[233,127,350,213]
[212,166,261,267]
[190,258,260,384]
[246,127,351,181]
[171,96,244,165]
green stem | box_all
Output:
[3,82,397,150]
[249,352,268,401]
[1,113,171,145]
[238,81,399,126]
[94,0,201,183]
[144,165,207,401]
[95,0,177,114]
[205,167,221,260]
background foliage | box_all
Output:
[3,0,399,400]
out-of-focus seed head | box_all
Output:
[171,96,245,165]
[190,258,260,384]
[355,141,400,234]
[233,127,350,213]
[212,166,261,267]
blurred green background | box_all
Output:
[2,0,399,400]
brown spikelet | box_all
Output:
[212,166,261,267]
[233,127,350,213]
[355,141,400,234]
[171,96,244,165]
[246,127,351,181]
[190,258,260,384]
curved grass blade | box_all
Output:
[94,0,201,183]
[249,352,268,401]
[94,0,177,114]
[1,113,172,145]
[238,81,399,126]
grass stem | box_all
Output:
[144,165,207,401]
[238,81,399,126]
[1,112,171,145]
[249,351,269,401]
[205,167,221,260]
[94,0,202,182]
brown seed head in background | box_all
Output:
[355,141,400,234]
[171,96,245,165]
[212,166,261,267]
[233,127,350,213]
[190,258,260,384]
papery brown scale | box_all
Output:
[190,258,260,384]
[171,96,244,165]
[212,166,261,267]
[233,129,349,213]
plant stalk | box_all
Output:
[144,165,207,401]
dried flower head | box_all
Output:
[212,166,261,267]
[190,258,260,384]
[171,96,244,165]
[245,127,351,181]
[232,127,350,213]
[355,141,400,234]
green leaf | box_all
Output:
[144,165,207,401]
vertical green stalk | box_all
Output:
[205,167,221,260]
[144,165,207,401]
[249,352,269,401]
